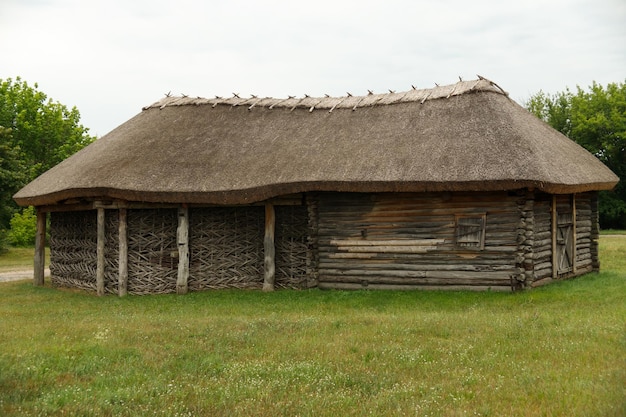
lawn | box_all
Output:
[0,247,49,273]
[0,238,624,416]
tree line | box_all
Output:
[0,77,624,252]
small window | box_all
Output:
[455,214,486,250]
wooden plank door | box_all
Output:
[556,212,574,274]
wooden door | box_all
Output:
[556,212,574,274]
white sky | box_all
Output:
[1,0,625,137]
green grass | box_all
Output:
[0,247,49,273]
[0,238,625,416]
[601,229,626,235]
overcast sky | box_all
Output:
[1,0,625,137]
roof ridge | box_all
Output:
[143,77,507,112]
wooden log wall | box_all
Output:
[515,189,534,290]
[531,193,553,282]
[315,192,523,291]
[590,192,600,272]
[532,191,597,287]
[574,193,595,275]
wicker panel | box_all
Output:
[275,205,308,289]
[188,207,264,290]
[49,211,98,291]
[104,212,119,294]
[127,209,178,294]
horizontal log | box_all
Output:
[330,239,445,247]
[320,252,517,264]
[320,269,513,280]
[531,277,554,287]
[317,282,513,292]
[319,261,516,271]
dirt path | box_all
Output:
[0,269,50,283]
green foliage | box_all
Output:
[526,81,626,228]
[0,126,27,251]
[0,77,96,178]
[0,229,8,255]
[7,206,37,247]
[0,77,95,241]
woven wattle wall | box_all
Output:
[49,205,310,294]
[50,210,98,291]
[275,205,309,289]
[188,207,265,290]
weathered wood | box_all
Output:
[330,239,445,247]
[262,202,276,291]
[572,194,577,273]
[318,282,512,292]
[321,268,514,280]
[551,195,557,279]
[334,245,440,254]
[96,207,105,296]
[33,209,46,286]
[176,207,189,294]
[118,208,128,296]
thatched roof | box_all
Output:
[14,78,619,207]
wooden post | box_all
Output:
[33,208,46,286]
[572,194,577,274]
[96,207,106,296]
[551,195,557,279]
[263,202,276,292]
[118,208,128,297]
[176,207,189,295]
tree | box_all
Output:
[0,77,96,250]
[0,77,96,179]
[0,126,27,252]
[526,81,626,229]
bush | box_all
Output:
[8,206,37,247]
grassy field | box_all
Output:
[0,238,624,416]
[0,247,49,273]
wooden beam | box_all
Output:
[118,208,128,297]
[33,208,46,286]
[572,194,577,274]
[551,195,557,279]
[176,207,189,295]
[96,207,105,296]
[263,202,276,292]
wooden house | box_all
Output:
[14,78,619,295]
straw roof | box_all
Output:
[14,78,619,207]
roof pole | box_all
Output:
[33,208,46,286]
[263,202,276,292]
[176,206,189,295]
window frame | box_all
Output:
[454,213,486,250]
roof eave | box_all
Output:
[14,179,619,208]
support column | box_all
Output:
[263,202,276,292]
[551,195,557,279]
[96,207,106,296]
[118,208,128,296]
[572,194,577,274]
[176,206,189,295]
[33,208,46,286]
